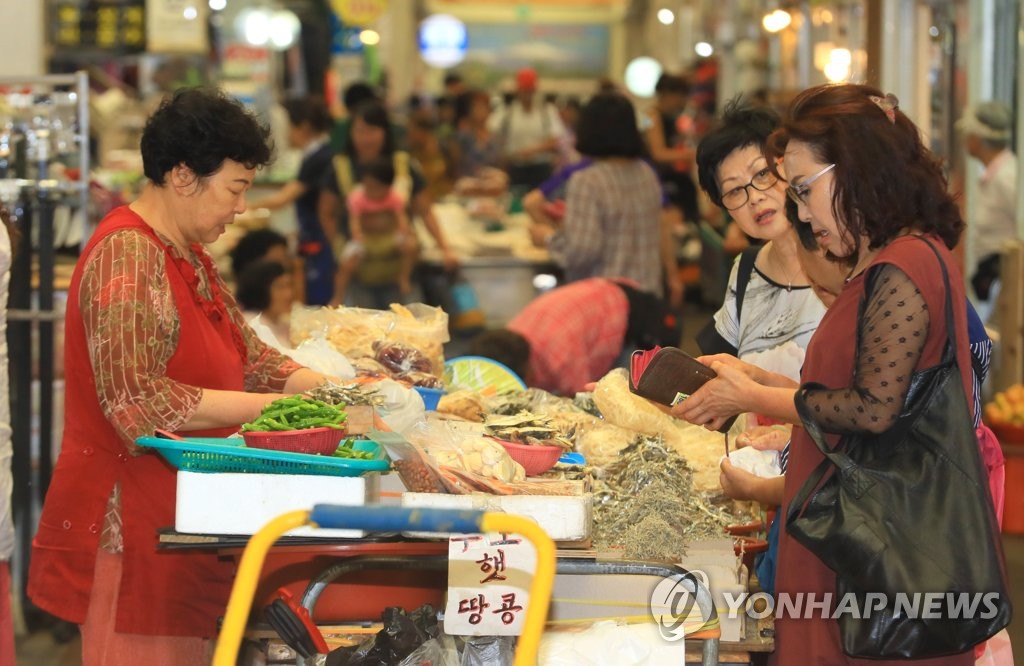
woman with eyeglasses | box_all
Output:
[691,99,827,413]
[768,84,983,664]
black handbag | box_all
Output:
[786,239,1012,659]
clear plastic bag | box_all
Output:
[398,635,460,666]
[460,636,515,666]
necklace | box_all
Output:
[767,246,799,292]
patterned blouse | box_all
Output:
[81,228,302,551]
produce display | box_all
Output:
[241,396,347,432]
[483,412,574,450]
[985,384,1024,428]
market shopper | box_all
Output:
[470,277,680,396]
[643,73,700,224]
[957,101,1019,313]
[450,89,503,179]
[28,88,336,665]
[488,67,567,190]
[249,97,335,305]
[766,84,982,665]
[693,99,826,386]
[321,100,458,308]
[528,91,664,295]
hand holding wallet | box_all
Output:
[628,346,737,432]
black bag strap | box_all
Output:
[734,246,760,327]
[788,236,958,521]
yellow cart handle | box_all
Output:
[212,506,556,666]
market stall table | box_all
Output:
[418,201,559,327]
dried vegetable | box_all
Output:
[593,436,746,560]
[483,412,574,450]
[308,382,386,407]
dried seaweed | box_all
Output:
[593,436,746,560]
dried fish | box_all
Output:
[593,436,750,559]
[309,382,386,407]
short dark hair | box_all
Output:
[574,92,647,159]
[443,72,462,87]
[765,83,964,251]
[469,329,531,382]
[235,260,286,311]
[140,88,273,185]
[363,156,395,187]
[282,96,333,133]
[655,74,689,97]
[230,228,288,277]
[454,90,488,126]
[343,82,378,111]
[696,97,781,208]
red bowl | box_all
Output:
[734,536,769,572]
[243,427,345,456]
[493,438,563,476]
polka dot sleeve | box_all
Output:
[801,264,929,434]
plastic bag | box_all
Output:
[372,379,427,435]
[326,605,439,666]
[460,636,514,666]
[291,303,449,377]
[398,635,460,666]
[248,315,356,379]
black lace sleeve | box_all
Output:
[802,264,929,434]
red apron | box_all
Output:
[29,206,246,637]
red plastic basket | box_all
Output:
[494,438,562,476]
[242,427,345,456]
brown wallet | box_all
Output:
[628,346,736,432]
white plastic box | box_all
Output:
[175,471,375,538]
[400,492,592,542]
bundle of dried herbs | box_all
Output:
[593,436,746,560]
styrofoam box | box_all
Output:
[175,471,376,538]
[400,492,591,541]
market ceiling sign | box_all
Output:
[330,0,388,26]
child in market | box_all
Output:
[336,157,417,304]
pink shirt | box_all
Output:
[346,186,405,219]
[507,278,629,395]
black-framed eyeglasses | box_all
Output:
[721,167,779,210]
[786,163,836,206]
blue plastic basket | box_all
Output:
[136,436,390,477]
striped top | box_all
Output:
[548,159,664,296]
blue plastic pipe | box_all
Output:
[309,504,485,534]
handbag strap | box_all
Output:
[788,236,959,521]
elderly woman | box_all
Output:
[28,89,334,665]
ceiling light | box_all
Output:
[657,9,675,25]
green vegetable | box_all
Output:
[242,396,349,433]
[332,438,374,460]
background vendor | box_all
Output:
[470,277,679,396]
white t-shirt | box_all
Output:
[487,100,566,165]
[973,149,1018,262]
[713,252,828,383]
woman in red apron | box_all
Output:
[28,89,336,665]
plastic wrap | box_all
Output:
[291,303,449,377]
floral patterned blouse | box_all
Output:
[80,228,302,551]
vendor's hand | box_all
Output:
[670,360,758,429]
[441,247,460,271]
[528,223,555,248]
[736,424,791,451]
